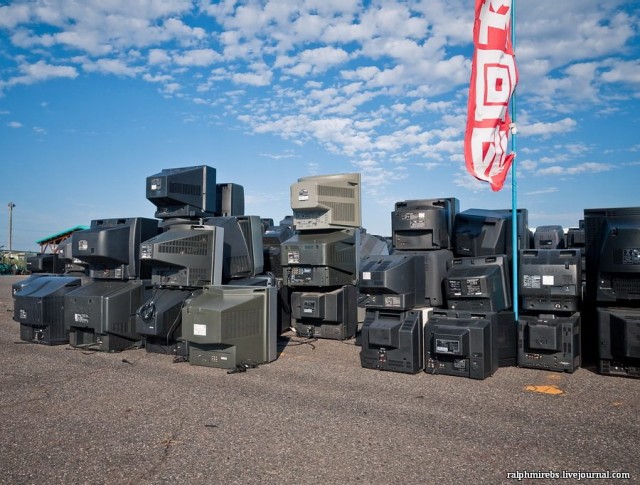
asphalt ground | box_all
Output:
[0,275,638,485]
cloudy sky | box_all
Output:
[1,0,639,251]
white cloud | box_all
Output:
[148,49,171,65]
[6,60,78,87]
[161,82,181,94]
[83,58,142,77]
[298,46,349,72]
[143,73,173,83]
[232,69,273,87]
[260,150,298,160]
[524,187,559,196]
[7,121,23,128]
[0,4,31,29]
[537,162,613,176]
[601,59,640,84]
[520,118,577,138]
[174,48,221,67]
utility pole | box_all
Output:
[8,202,15,254]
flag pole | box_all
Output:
[511,0,519,321]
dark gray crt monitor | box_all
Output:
[140,224,224,288]
[204,215,264,280]
[71,217,159,280]
[584,207,640,303]
[533,225,566,249]
[216,183,245,216]
[393,198,459,250]
[26,253,64,274]
[147,165,217,219]
[182,285,278,368]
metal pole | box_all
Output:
[511,1,518,321]
[8,202,15,254]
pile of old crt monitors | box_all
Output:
[181,213,278,370]
[359,198,458,374]
[584,206,640,378]
[64,217,159,351]
[517,225,582,373]
[137,164,278,371]
[423,208,529,379]
[281,173,362,340]
[136,165,229,355]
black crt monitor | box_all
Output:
[495,208,530,255]
[262,225,294,279]
[136,287,199,355]
[204,216,264,281]
[290,285,358,340]
[444,255,512,312]
[57,238,89,275]
[584,207,640,304]
[182,285,278,369]
[360,232,389,259]
[12,273,54,297]
[146,165,217,220]
[71,217,159,280]
[291,172,362,230]
[424,310,500,380]
[216,183,245,216]
[359,254,426,311]
[26,253,64,274]
[597,307,640,378]
[519,249,582,313]
[140,224,224,288]
[518,313,581,373]
[64,279,151,351]
[533,225,566,249]
[453,208,529,259]
[566,227,585,248]
[14,275,82,345]
[392,249,453,307]
[453,209,508,258]
[360,310,423,374]
[261,218,275,232]
[282,228,360,287]
[392,198,459,251]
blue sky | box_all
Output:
[1,0,639,252]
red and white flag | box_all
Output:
[464,0,518,191]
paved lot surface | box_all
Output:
[1,275,638,484]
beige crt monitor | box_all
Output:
[291,172,362,230]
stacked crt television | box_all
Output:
[64,217,159,351]
[584,207,640,378]
[283,173,361,340]
[424,208,526,379]
[136,223,225,354]
[517,248,582,373]
[359,254,425,373]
